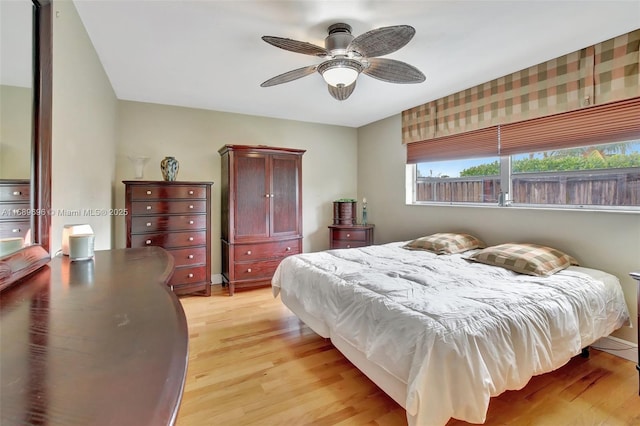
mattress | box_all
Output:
[272,242,630,426]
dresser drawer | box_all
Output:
[0,202,31,218]
[131,200,207,215]
[166,246,207,267]
[0,220,31,239]
[233,258,283,281]
[131,230,206,249]
[0,185,30,202]
[233,239,301,261]
[168,265,207,286]
[130,185,207,200]
[331,228,368,242]
[131,215,206,233]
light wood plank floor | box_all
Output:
[176,285,640,426]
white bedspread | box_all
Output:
[272,242,630,426]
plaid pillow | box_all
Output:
[403,233,486,255]
[468,243,579,276]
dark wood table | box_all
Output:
[0,247,188,425]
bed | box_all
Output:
[271,236,630,426]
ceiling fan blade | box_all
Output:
[327,81,356,101]
[348,25,415,58]
[260,65,318,87]
[363,58,425,84]
[262,36,329,57]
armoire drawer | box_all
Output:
[233,239,301,261]
[131,231,206,249]
[130,185,207,200]
[233,258,283,281]
[131,200,207,215]
[166,246,207,267]
[131,215,206,233]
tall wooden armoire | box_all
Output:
[219,145,305,295]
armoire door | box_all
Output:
[270,154,301,237]
[234,152,269,240]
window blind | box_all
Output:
[406,126,499,164]
[500,97,640,155]
[406,97,640,164]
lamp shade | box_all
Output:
[318,58,363,87]
[322,66,358,87]
[62,224,94,256]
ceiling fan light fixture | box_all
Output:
[318,59,362,87]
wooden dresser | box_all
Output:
[631,272,640,395]
[329,224,374,249]
[0,179,31,242]
[219,145,305,296]
[124,180,213,296]
[0,247,187,426]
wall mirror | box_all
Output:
[0,0,52,291]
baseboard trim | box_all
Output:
[591,336,637,363]
[210,274,223,285]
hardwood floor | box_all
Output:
[176,285,640,426]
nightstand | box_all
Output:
[329,224,374,249]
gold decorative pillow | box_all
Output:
[468,243,579,276]
[403,233,486,255]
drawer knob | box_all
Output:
[247,268,252,273]
[247,250,252,255]
[189,220,194,225]
[12,228,20,233]
[146,190,152,195]
[188,254,194,259]
[347,244,351,248]
[12,191,21,196]
[189,205,194,209]
[146,205,152,210]
[265,194,270,198]
[346,233,351,238]
[146,222,152,227]
[188,190,194,195]
[188,273,194,278]
[145,239,152,245]
[286,247,291,251]
[188,236,194,241]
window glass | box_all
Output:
[511,140,640,207]
[415,156,501,203]
[413,140,640,209]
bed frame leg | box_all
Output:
[580,347,590,358]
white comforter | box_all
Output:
[272,242,630,426]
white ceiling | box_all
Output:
[70,0,640,128]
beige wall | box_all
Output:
[114,101,358,279]
[357,114,640,344]
[0,85,32,179]
[52,0,118,252]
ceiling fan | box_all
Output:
[260,23,426,101]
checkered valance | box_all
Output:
[402,29,640,144]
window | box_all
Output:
[510,140,640,207]
[407,97,640,210]
[415,157,501,204]
[411,139,640,209]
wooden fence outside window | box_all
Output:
[416,167,640,206]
